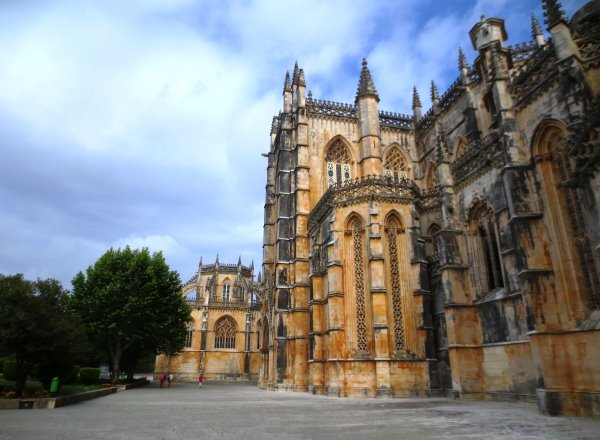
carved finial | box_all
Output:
[531,14,543,37]
[430,80,439,102]
[412,86,422,109]
[298,69,306,86]
[458,47,468,70]
[356,58,379,102]
[542,0,566,28]
[283,71,291,93]
[292,61,299,85]
[307,90,313,101]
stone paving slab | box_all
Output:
[0,382,598,440]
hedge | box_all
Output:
[79,367,100,385]
[3,360,17,381]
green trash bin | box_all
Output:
[50,377,60,393]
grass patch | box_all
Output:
[0,378,104,398]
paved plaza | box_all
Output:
[0,381,599,440]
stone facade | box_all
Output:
[155,256,261,381]
[258,0,600,416]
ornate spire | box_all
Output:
[237,255,242,267]
[412,86,422,109]
[292,61,299,85]
[257,271,262,283]
[356,58,379,102]
[298,69,306,86]
[458,47,468,70]
[542,0,566,28]
[531,14,543,37]
[215,254,219,265]
[430,80,439,102]
[283,71,291,93]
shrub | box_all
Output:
[64,365,81,384]
[79,368,100,385]
[3,360,17,381]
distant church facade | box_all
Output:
[258,0,600,416]
[155,257,261,381]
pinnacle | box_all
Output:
[542,0,566,28]
[298,69,306,87]
[430,80,439,102]
[412,86,422,109]
[292,61,299,85]
[458,47,468,70]
[283,71,291,93]
[356,58,379,102]
[531,14,543,37]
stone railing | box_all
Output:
[439,77,464,112]
[450,132,504,184]
[508,41,538,62]
[418,185,442,211]
[379,110,412,129]
[306,97,357,119]
[308,175,419,232]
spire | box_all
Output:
[531,14,543,37]
[257,271,262,283]
[215,254,219,265]
[412,86,422,109]
[292,61,299,85]
[458,47,468,70]
[237,255,242,267]
[355,58,379,102]
[430,80,439,102]
[298,69,306,87]
[283,71,291,93]
[542,0,566,28]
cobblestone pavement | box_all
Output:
[1,381,599,440]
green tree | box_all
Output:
[70,247,190,384]
[0,274,84,396]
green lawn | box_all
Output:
[0,378,104,397]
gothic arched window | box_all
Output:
[468,203,504,296]
[534,122,600,312]
[326,139,352,187]
[214,316,236,349]
[184,321,194,348]
[427,223,441,256]
[223,279,230,302]
[385,215,406,353]
[384,147,408,183]
[427,164,439,188]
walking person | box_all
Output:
[168,372,173,388]
[198,372,204,388]
[159,371,165,389]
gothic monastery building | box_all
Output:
[155,256,261,381]
[257,0,600,417]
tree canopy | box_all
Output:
[0,274,84,396]
[71,246,190,383]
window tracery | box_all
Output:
[352,219,368,352]
[468,203,504,295]
[184,321,193,348]
[384,147,408,183]
[326,139,352,187]
[223,279,230,302]
[214,316,236,349]
[386,217,405,353]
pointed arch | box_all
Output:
[384,211,407,353]
[184,319,194,348]
[383,145,409,182]
[214,315,237,349]
[426,163,439,188]
[466,200,504,296]
[325,136,354,187]
[222,277,231,302]
[343,212,368,353]
[532,119,600,312]
[427,223,442,256]
[454,137,468,158]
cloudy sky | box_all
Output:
[0,0,587,287]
